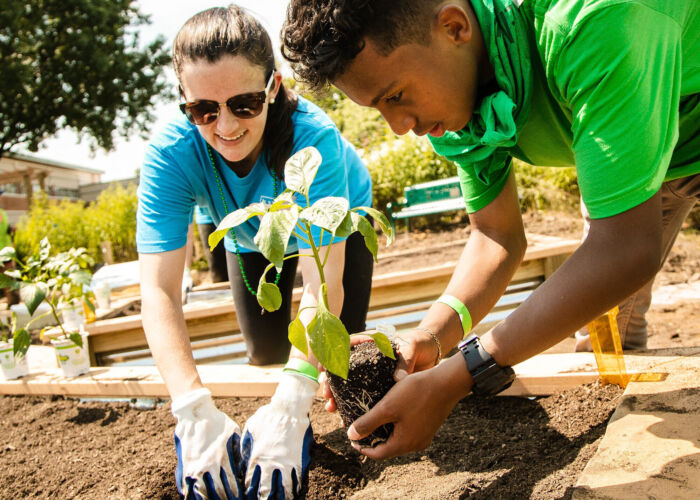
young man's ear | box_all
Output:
[435,4,473,45]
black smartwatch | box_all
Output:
[458,335,516,396]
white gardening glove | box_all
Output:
[242,366,318,499]
[172,388,243,499]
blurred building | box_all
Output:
[0,152,104,225]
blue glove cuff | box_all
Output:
[283,359,319,382]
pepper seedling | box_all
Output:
[0,238,94,348]
[209,147,395,378]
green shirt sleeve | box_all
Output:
[456,156,512,213]
[553,3,682,219]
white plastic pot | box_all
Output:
[51,331,90,378]
[0,341,29,380]
[60,303,86,331]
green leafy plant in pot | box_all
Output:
[0,238,95,377]
[0,311,31,380]
[209,146,398,446]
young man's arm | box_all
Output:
[348,178,663,460]
[393,169,527,378]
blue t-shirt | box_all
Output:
[193,205,213,225]
[137,96,372,254]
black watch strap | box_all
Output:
[458,335,516,396]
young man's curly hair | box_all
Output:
[282,0,439,91]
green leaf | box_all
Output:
[254,206,299,270]
[299,197,350,234]
[20,282,47,316]
[288,315,308,356]
[333,212,378,260]
[365,332,396,360]
[4,269,21,280]
[257,281,282,312]
[353,213,379,262]
[12,328,31,358]
[308,287,350,379]
[208,203,268,251]
[68,332,83,349]
[354,206,395,245]
[69,270,92,287]
[0,273,18,290]
[269,191,296,212]
[0,246,16,263]
[39,237,51,261]
[334,212,355,238]
[284,147,322,196]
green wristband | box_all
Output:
[436,294,472,337]
[283,358,319,382]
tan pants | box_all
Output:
[578,173,700,350]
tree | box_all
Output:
[0,0,173,158]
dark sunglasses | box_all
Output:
[179,71,275,125]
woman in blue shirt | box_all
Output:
[136,6,373,499]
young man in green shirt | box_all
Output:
[282,0,699,459]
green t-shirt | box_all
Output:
[455,0,700,219]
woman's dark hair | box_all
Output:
[282,0,437,91]
[173,5,297,178]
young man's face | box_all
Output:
[333,33,481,138]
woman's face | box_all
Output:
[179,55,278,163]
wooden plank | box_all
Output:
[573,347,700,499]
[43,236,576,358]
[2,348,693,399]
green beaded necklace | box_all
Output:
[206,144,281,296]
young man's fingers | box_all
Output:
[347,404,393,442]
[351,437,398,460]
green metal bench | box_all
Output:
[386,176,466,232]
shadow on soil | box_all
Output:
[309,388,621,499]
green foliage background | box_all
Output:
[13,183,138,264]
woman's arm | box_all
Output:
[139,247,203,399]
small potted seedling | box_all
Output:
[0,311,31,380]
[0,239,95,377]
[209,147,398,446]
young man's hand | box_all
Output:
[346,355,471,460]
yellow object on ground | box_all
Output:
[586,307,630,388]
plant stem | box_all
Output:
[46,297,68,338]
[302,221,327,291]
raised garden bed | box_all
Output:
[0,382,622,499]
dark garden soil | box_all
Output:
[327,341,398,448]
[1,210,699,499]
[0,383,622,500]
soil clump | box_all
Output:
[327,341,398,448]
